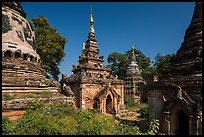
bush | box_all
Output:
[147,119,160,135]
[3,103,162,135]
[139,107,149,119]
[11,104,77,135]
[124,94,136,107]
[26,99,43,109]
[2,116,13,135]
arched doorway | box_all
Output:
[23,53,28,60]
[106,94,113,114]
[30,55,34,61]
[4,50,12,58]
[176,110,189,135]
[15,52,21,59]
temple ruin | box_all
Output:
[145,2,202,135]
[2,2,202,134]
[2,2,73,117]
[60,11,125,114]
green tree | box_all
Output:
[153,53,175,76]
[32,16,67,81]
[107,48,152,79]
[107,52,128,79]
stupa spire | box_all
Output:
[130,44,136,62]
[89,8,95,34]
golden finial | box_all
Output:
[132,44,135,49]
[90,7,94,23]
[131,44,135,55]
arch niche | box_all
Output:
[4,50,12,58]
[176,110,189,135]
[168,101,190,135]
[106,94,113,114]
[15,51,21,59]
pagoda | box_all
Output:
[60,11,124,114]
[124,45,144,103]
[2,2,73,119]
[145,2,202,135]
[2,2,58,99]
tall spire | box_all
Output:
[132,44,135,49]
[161,2,202,77]
[182,2,202,44]
[90,8,94,24]
[89,8,95,34]
[73,6,105,74]
[130,44,136,62]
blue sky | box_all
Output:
[22,2,195,78]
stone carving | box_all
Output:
[81,69,86,77]
[177,86,182,99]
[62,83,74,96]
[114,75,118,80]
[2,2,26,18]
[163,112,171,135]
[72,64,77,70]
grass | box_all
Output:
[3,94,15,101]
[126,103,149,112]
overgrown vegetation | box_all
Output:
[3,94,15,101]
[139,106,149,120]
[2,103,161,135]
[124,94,136,108]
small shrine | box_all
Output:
[124,46,145,103]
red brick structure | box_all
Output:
[60,11,125,114]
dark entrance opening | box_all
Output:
[4,50,12,58]
[23,54,28,60]
[93,99,100,112]
[106,94,113,114]
[177,110,189,135]
[15,52,21,59]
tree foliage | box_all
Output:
[153,53,175,76]
[107,48,152,79]
[31,16,67,81]
[107,52,128,79]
